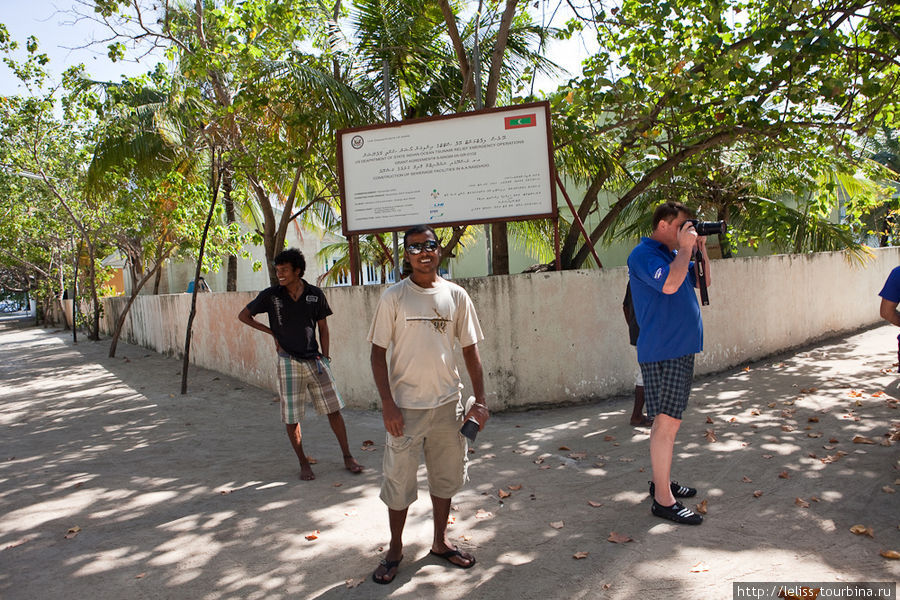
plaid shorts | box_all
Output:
[276,355,344,423]
[639,354,695,420]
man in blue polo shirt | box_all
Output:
[878,266,900,369]
[627,201,711,525]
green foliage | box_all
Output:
[553,0,900,268]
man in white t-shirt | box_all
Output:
[368,225,489,585]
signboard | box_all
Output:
[337,101,556,235]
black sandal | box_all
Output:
[372,556,403,584]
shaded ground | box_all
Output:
[1,315,898,599]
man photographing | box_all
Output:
[627,201,711,525]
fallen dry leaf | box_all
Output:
[795,497,810,508]
[768,402,777,408]
[808,417,820,423]
[762,454,774,459]
[807,432,822,438]
[779,471,790,479]
[550,521,564,529]
[498,489,511,499]
[743,366,751,372]
[695,499,708,514]
[135,573,146,579]
[823,445,835,450]
[475,509,493,519]
[850,524,874,538]
[689,562,709,573]
[533,457,544,464]
[588,500,603,507]
[607,532,633,543]
[810,496,820,502]
[558,445,571,451]
[345,578,364,588]
[753,490,764,498]
[706,416,714,424]
[704,429,718,443]
[307,457,318,464]
[603,435,616,442]
[742,476,753,483]
[573,551,589,559]
[361,440,375,447]
[539,465,551,470]
[305,530,320,541]
[781,425,795,432]
[333,482,342,487]
[730,416,738,423]
[848,390,864,398]
[829,437,839,443]
[508,484,522,491]
[64,526,81,540]
[569,451,587,459]
[880,550,900,559]
[882,486,895,494]
[852,435,876,445]
[750,409,760,416]
[872,391,886,398]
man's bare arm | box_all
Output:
[462,343,489,429]
[371,344,403,437]
[881,298,900,326]
[317,318,330,358]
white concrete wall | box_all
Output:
[95,247,900,410]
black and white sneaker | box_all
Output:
[651,500,703,525]
[649,480,697,499]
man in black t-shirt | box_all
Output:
[238,248,362,480]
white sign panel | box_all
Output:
[338,102,555,235]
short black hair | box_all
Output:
[273,248,306,276]
[403,224,438,247]
[651,201,694,231]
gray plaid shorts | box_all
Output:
[639,354,695,420]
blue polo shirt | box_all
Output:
[627,237,703,363]
[879,266,900,302]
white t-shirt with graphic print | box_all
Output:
[367,277,484,410]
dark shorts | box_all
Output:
[640,354,695,420]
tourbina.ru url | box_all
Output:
[733,582,896,600]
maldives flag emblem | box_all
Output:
[504,114,537,129]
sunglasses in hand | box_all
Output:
[405,240,439,254]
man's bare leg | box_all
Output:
[372,507,407,583]
[326,411,362,473]
[430,494,474,567]
[649,414,681,505]
[630,385,652,426]
[285,423,315,480]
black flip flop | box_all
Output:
[429,548,476,569]
[372,556,402,584]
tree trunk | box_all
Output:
[223,161,237,291]
[109,262,162,357]
[490,222,509,275]
[182,154,221,394]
